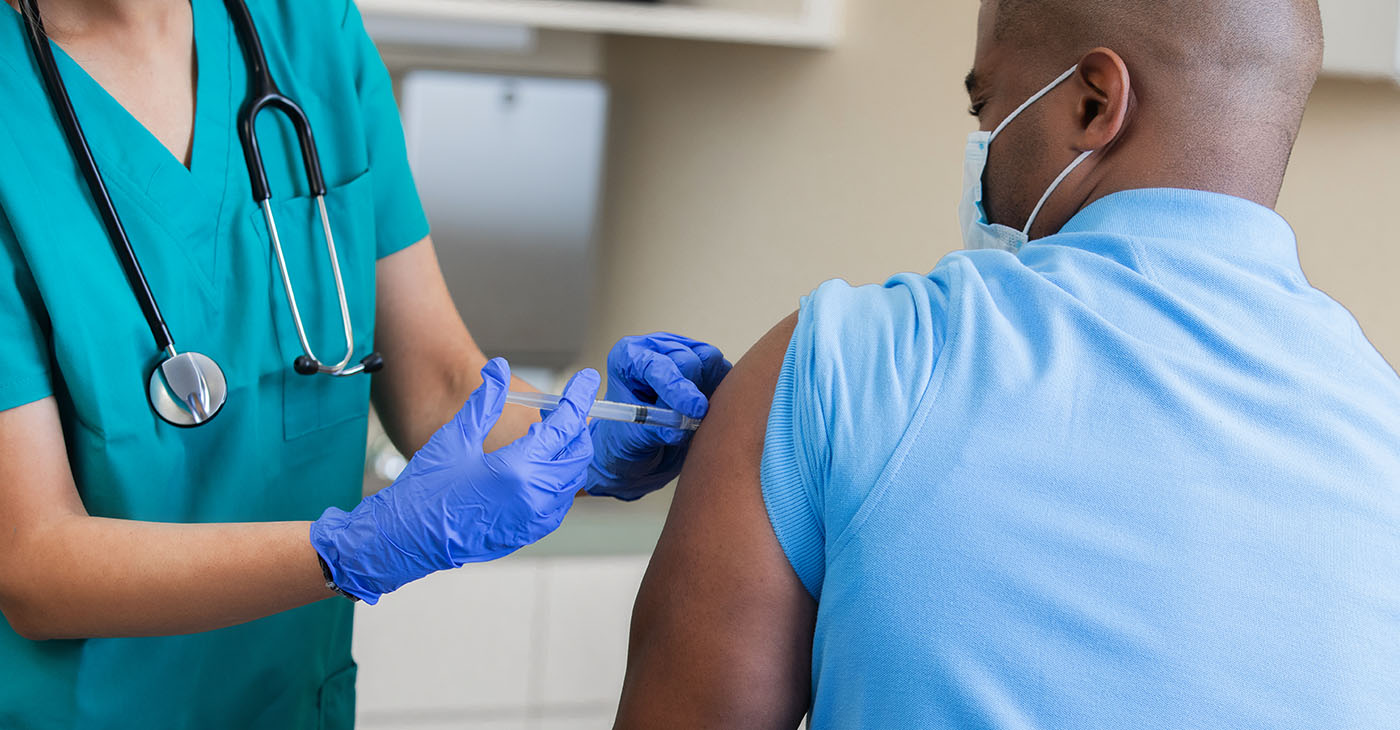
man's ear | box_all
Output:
[1074,47,1133,151]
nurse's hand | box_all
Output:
[586,333,732,501]
[310,358,597,604]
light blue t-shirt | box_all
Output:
[762,188,1400,729]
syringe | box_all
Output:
[505,391,702,432]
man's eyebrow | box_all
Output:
[965,69,980,97]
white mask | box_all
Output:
[960,65,1095,253]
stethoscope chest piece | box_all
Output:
[22,0,380,428]
[148,352,228,427]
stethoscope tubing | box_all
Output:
[18,0,381,427]
[228,0,359,375]
[224,0,328,201]
[22,0,375,371]
[18,0,177,356]
[260,197,358,374]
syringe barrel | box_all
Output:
[587,400,699,431]
[505,391,567,412]
[505,392,700,431]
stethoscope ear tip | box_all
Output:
[292,353,384,376]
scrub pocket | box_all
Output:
[317,662,358,730]
[256,169,379,441]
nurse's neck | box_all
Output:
[8,0,198,168]
[5,0,185,42]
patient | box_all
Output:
[612,1,1400,728]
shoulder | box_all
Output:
[801,272,949,332]
[793,272,951,416]
[242,0,370,77]
[0,8,44,89]
[758,272,953,595]
[244,0,353,35]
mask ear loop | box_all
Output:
[1022,149,1093,237]
[983,63,1092,240]
[990,65,1081,142]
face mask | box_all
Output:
[960,65,1095,253]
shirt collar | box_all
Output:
[1046,188,1302,273]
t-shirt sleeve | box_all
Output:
[0,207,54,411]
[340,0,431,259]
[760,274,949,598]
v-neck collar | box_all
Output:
[2,0,237,286]
[42,0,231,191]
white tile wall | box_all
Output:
[532,557,647,707]
[361,717,529,730]
[353,559,542,721]
[530,714,615,730]
[353,554,650,729]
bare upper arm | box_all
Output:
[615,312,816,730]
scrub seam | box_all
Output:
[208,0,237,293]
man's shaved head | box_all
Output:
[969,0,1324,237]
[992,0,1323,121]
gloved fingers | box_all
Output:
[528,368,600,459]
[617,422,689,448]
[653,335,732,392]
[607,343,655,405]
[657,426,691,447]
[610,335,696,401]
[458,358,512,443]
[555,424,595,463]
[543,451,588,504]
[639,331,707,350]
[516,430,592,502]
[535,500,574,536]
[630,348,710,419]
[631,336,707,378]
[691,343,733,397]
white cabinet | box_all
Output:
[1320,0,1400,81]
[399,71,608,369]
[354,556,650,728]
[358,0,843,48]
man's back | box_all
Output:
[612,2,1397,724]
[758,188,1400,727]
[613,188,1400,729]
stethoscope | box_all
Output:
[18,0,383,428]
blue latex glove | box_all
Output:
[586,332,732,501]
[311,358,598,604]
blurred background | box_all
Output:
[351,0,1400,727]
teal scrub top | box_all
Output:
[0,0,430,726]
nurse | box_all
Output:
[0,0,729,727]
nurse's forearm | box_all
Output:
[405,354,544,454]
[3,516,332,641]
[372,239,543,456]
[375,348,543,456]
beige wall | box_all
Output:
[1280,78,1400,365]
[588,0,1400,372]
